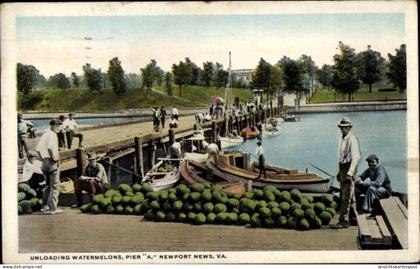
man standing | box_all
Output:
[332,117,361,229]
[160,106,167,129]
[71,152,109,208]
[17,113,33,158]
[63,112,83,149]
[255,141,267,179]
[355,154,392,213]
[36,118,63,215]
[57,115,66,149]
[171,105,179,121]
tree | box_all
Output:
[141,59,162,93]
[83,63,103,91]
[125,73,141,89]
[269,65,283,97]
[71,72,80,88]
[214,62,229,88]
[298,55,317,96]
[202,62,214,87]
[36,74,48,89]
[108,57,127,96]
[164,72,174,96]
[17,63,40,94]
[185,58,200,86]
[386,44,406,92]
[331,42,360,102]
[355,45,385,93]
[279,57,305,102]
[172,58,193,97]
[316,64,333,89]
[156,68,165,87]
[48,73,71,89]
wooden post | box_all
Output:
[149,142,156,168]
[107,157,113,188]
[235,116,240,134]
[244,115,248,127]
[76,148,85,177]
[212,121,217,143]
[169,129,175,145]
[135,137,144,179]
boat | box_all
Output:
[142,158,181,191]
[283,114,300,122]
[220,135,243,149]
[208,151,331,193]
[179,159,248,194]
[241,126,259,139]
[262,118,283,136]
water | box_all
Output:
[30,117,146,133]
[230,111,407,193]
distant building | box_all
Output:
[231,69,253,86]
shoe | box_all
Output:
[46,208,64,215]
[40,206,49,212]
[331,221,349,229]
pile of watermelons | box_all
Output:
[18,183,42,214]
[80,182,338,231]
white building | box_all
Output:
[231,69,253,86]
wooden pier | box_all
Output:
[22,106,284,184]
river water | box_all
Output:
[229,110,407,193]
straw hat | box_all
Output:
[337,117,352,128]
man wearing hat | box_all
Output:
[332,117,361,229]
[355,154,392,213]
[35,118,63,215]
[72,151,109,208]
[17,113,33,158]
[255,141,267,179]
[22,150,45,199]
[62,112,83,149]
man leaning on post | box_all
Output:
[331,117,361,229]
[72,151,109,208]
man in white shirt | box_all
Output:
[17,113,33,158]
[169,116,178,129]
[62,112,83,149]
[36,118,63,215]
[72,152,109,208]
[255,141,266,179]
[171,106,179,121]
[22,151,45,200]
[332,117,361,229]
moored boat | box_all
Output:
[209,151,331,193]
[241,126,259,139]
[220,136,243,149]
[179,159,248,193]
[142,158,181,191]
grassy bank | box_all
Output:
[308,85,406,104]
[18,86,253,112]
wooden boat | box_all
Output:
[142,158,181,191]
[209,151,331,193]
[283,114,300,122]
[220,136,243,149]
[241,126,259,139]
[179,159,248,194]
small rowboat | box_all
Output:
[142,158,181,191]
[241,126,259,140]
[179,159,248,194]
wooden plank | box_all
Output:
[376,215,392,239]
[392,196,408,219]
[380,197,408,249]
[357,213,372,240]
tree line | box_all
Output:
[17,42,406,102]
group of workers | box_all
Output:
[151,105,179,132]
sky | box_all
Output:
[16,13,405,77]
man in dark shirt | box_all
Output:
[355,154,392,213]
[72,152,109,208]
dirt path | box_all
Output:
[19,208,358,253]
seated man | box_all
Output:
[355,154,392,213]
[72,152,109,208]
[21,150,46,198]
